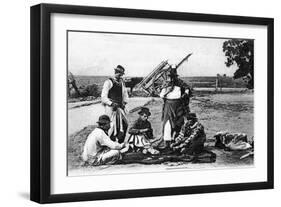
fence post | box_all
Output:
[215,78,218,92]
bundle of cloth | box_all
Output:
[214,131,253,151]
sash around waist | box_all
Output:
[164,98,181,103]
[109,98,123,105]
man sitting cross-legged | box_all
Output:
[127,107,159,155]
[171,113,206,155]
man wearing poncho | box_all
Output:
[171,113,206,155]
[101,65,129,143]
[159,66,192,149]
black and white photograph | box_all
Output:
[67,31,254,176]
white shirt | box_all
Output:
[101,78,129,106]
[160,86,190,99]
[82,128,123,161]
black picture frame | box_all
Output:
[30,3,274,204]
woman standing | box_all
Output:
[159,67,192,149]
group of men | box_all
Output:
[82,64,207,166]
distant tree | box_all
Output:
[79,84,100,98]
[223,39,254,89]
[68,71,81,97]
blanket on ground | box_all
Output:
[117,149,216,165]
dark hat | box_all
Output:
[97,115,111,125]
[186,113,197,120]
[166,68,178,77]
[138,107,151,116]
[114,65,125,74]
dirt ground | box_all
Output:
[67,91,254,176]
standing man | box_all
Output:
[101,65,129,143]
[159,66,192,150]
[82,115,128,166]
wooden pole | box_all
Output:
[215,78,218,92]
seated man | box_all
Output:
[127,107,159,155]
[82,115,128,166]
[171,113,206,155]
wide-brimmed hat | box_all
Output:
[138,107,151,116]
[186,112,197,121]
[114,65,125,74]
[97,115,111,125]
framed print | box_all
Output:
[30,3,274,203]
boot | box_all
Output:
[159,141,173,154]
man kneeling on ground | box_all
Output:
[82,115,129,166]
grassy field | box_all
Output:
[67,91,254,175]
[74,76,108,92]
[182,76,247,88]
[74,75,247,90]
[68,75,247,102]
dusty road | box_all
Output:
[68,97,153,134]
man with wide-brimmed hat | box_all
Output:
[82,114,128,166]
[101,65,129,143]
[171,112,206,155]
[159,65,192,150]
[127,107,159,155]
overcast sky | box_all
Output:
[68,31,237,77]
